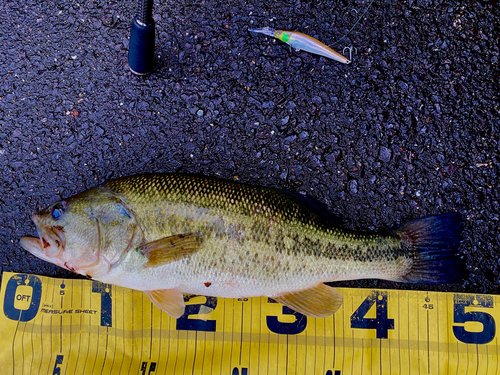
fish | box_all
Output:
[20,173,464,319]
[249,27,351,64]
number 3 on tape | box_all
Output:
[350,290,395,339]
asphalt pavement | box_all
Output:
[1,0,499,294]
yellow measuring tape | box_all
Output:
[1,272,498,374]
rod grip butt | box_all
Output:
[128,17,155,75]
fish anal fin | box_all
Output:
[144,289,185,319]
[140,233,203,267]
[273,283,343,318]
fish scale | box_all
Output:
[100,174,417,286]
[104,174,393,265]
[20,173,464,318]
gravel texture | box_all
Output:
[1,0,499,295]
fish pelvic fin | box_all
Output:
[144,289,185,318]
[273,283,343,318]
[140,233,204,267]
[395,213,465,283]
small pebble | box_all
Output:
[379,147,392,162]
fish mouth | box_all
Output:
[20,214,67,267]
[20,235,65,267]
[19,235,44,256]
[20,214,111,278]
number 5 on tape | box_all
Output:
[453,294,496,345]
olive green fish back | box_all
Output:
[102,173,337,231]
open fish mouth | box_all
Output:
[19,235,44,256]
[19,235,63,266]
[20,216,111,278]
[20,214,67,266]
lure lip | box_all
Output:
[248,27,276,38]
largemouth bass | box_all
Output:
[20,173,464,318]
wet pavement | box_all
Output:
[1,0,499,294]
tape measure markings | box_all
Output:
[11,317,500,356]
[2,273,500,375]
[80,279,90,375]
[68,279,78,375]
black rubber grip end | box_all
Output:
[128,17,155,75]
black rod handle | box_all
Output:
[128,0,155,75]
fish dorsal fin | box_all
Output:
[273,283,343,318]
[144,289,185,318]
[140,233,203,268]
[275,190,343,227]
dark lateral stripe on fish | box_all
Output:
[106,174,462,269]
[107,174,464,279]
[268,232,396,262]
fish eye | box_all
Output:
[51,201,66,220]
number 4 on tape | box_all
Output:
[350,290,395,339]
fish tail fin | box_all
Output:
[394,213,465,283]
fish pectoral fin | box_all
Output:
[140,233,203,267]
[144,289,185,319]
[273,283,343,318]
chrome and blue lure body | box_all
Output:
[249,27,350,64]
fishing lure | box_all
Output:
[249,27,350,64]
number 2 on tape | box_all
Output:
[176,297,217,332]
